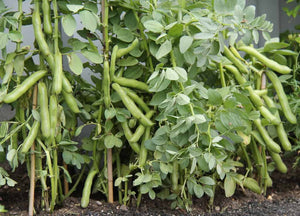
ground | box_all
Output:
[0,159,299,216]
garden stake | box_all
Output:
[29,84,38,216]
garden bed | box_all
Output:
[1,160,299,216]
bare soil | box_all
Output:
[0,160,299,216]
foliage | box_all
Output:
[0,0,298,213]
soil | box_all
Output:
[0,159,299,216]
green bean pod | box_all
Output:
[237,175,262,194]
[123,87,150,112]
[269,151,288,173]
[62,74,73,93]
[129,110,155,143]
[49,95,58,142]
[4,70,47,104]
[81,169,98,208]
[223,46,249,74]
[120,121,140,154]
[265,70,296,124]
[263,95,292,151]
[258,106,280,125]
[38,82,51,138]
[52,52,63,94]
[254,119,281,153]
[32,0,54,67]
[112,83,154,127]
[139,126,150,167]
[42,0,52,35]
[116,38,139,58]
[224,65,246,84]
[238,46,292,74]
[62,90,80,113]
[21,120,40,154]
[110,45,118,79]
[103,60,111,108]
[113,77,149,92]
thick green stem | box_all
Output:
[133,11,154,72]
[116,151,122,204]
[61,165,86,202]
[124,181,128,205]
[16,0,23,52]
[36,138,56,212]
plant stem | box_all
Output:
[17,0,23,52]
[61,165,86,202]
[116,151,123,204]
[133,11,154,72]
[28,84,38,216]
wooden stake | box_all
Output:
[29,84,38,216]
[107,148,114,203]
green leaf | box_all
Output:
[116,28,134,42]
[81,49,103,64]
[179,36,193,53]
[13,54,24,77]
[208,89,222,106]
[62,151,72,164]
[0,204,7,213]
[114,177,122,186]
[117,56,138,66]
[68,38,87,50]
[75,125,85,136]
[0,122,8,138]
[67,53,83,75]
[104,134,122,148]
[6,149,17,162]
[194,32,215,40]
[124,11,138,30]
[66,4,84,13]
[32,110,40,122]
[79,10,98,32]
[224,175,236,197]
[143,20,164,33]
[199,176,215,185]
[160,162,169,174]
[252,29,259,44]
[105,108,116,120]
[244,5,256,22]
[156,40,172,59]
[165,68,179,81]
[0,32,8,49]
[176,93,190,105]
[193,184,204,198]
[263,42,289,52]
[62,14,77,36]
[168,23,183,38]
[203,186,214,197]
[149,189,156,200]
[6,177,17,187]
[174,67,187,82]
[8,31,22,42]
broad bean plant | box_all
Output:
[0,0,298,213]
